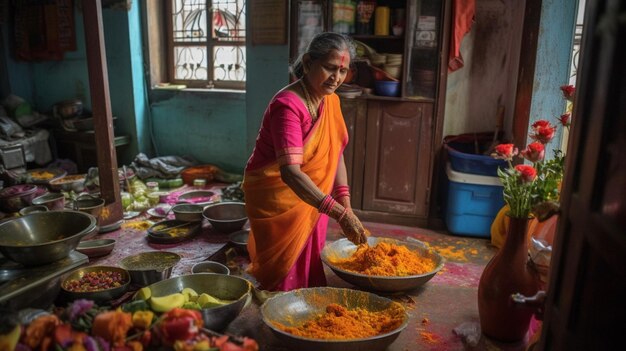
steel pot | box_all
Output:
[71,194,105,219]
[119,251,181,287]
[31,192,66,211]
[0,210,98,266]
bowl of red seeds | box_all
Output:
[61,266,130,303]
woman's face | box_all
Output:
[305,49,351,97]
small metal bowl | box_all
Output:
[171,203,204,222]
[76,239,116,258]
[192,260,230,275]
[228,229,249,253]
[177,190,216,206]
[61,266,130,303]
[18,205,49,216]
[203,202,248,233]
[31,192,66,211]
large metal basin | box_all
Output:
[0,210,97,266]
[261,287,409,351]
[321,236,445,292]
[141,273,252,331]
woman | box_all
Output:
[243,32,368,291]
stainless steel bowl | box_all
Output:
[0,184,39,213]
[202,202,248,233]
[261,287,409,351]
[49,174,86,193]
[191,260,230,275]
[18,205,48,216]
[71,194,105,219]
[76,239,116,258]
[321,237,445,292]
[0,210,98,266]
[171,203,204,222]
[31,192,66,211]
[119,251,181,286]
[60,266,130,303]
[228,229,249,253]
[141,273,252,330]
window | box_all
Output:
[165,0,246,90]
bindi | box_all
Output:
[340,54,345,68]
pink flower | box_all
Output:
[521,142,545,162]
[493,143,518,161]
[558,113,571,127]
[560,85,576,101]
[515,165,537,183]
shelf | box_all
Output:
[351,35,404,40]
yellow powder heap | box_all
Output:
[331,242,437,276]
[274,303,405,340]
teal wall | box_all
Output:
[528,0,578,157]
[0,1,288,174]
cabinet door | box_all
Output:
[362,100,433,217]
[339,97,367,208]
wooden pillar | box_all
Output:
[82,0,123,225]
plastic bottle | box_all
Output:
[375,6,390,36]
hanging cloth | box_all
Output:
[449,0,476,72]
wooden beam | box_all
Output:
[512,0,542,147]
[82,0,123,225]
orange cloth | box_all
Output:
[243,94,348,289]
[449,0,475,72]
[491,205,557,249]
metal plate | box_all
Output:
[147,219,201,244]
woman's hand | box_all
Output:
[338,210,368,245]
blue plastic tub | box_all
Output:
[444,134,507,176]
[444,164,505,238]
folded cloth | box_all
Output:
[130,153,197,179]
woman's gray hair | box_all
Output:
[290,32,356,79]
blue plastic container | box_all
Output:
[444,138,507,177]
[444,164,505,238]
[374,80,400,97]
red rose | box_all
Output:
[531,120,551,129]
[558,113,571,126]
[560,85,576,100]
[493,143,518,160]
[531,125,556,144]
[515,165,537,183]
[521,142,545,162]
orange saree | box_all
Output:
[243,93,348,290]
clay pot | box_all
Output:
[478,216,540,342]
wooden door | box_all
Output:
[539,0,626,349]
[362,100,433,218]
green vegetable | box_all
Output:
[122,299,151,313]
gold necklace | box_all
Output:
[299,79,318,121]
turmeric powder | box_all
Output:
[273,303,405,340]
[330,242,437,276]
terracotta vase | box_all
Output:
[478,216,540,342]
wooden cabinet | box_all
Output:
[290,0,450,226]
[362,100,433,216]
[340,97,434,226]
